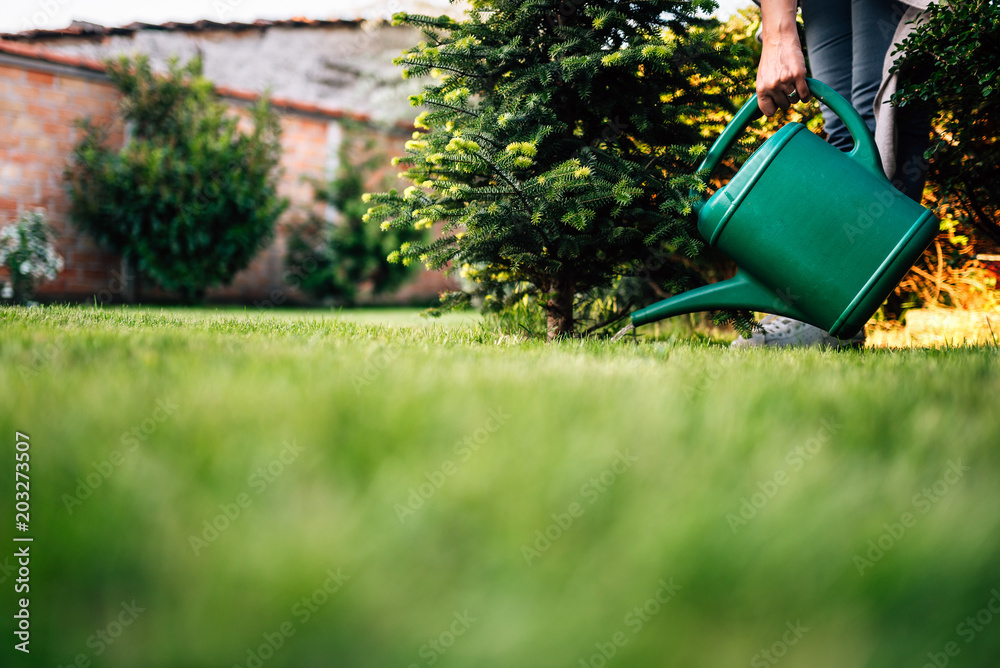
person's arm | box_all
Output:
[756,0,810,116]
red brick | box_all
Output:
[73,253,114,268]
[57,108,89,124]
[7,153,34,164]
[10,114,42,133]
[25,103,55,118]
[23,168,53,182]
[58,77,96,92]
[42,90,70,105]
[61,282,101,294]
[42,122,73,138]
[74,104,114,119]
[0,164,23,181]
[46,204,70,218]
[70,250,108,265]
[2,183,38,198]
[0,65,24,82]
[26,70,55,86]
[11,83,44,100]
[0,97,25,114]
[23,137,55,153]
[79,268,113,280]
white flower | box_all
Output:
[1,211,62,294]
[1,282,12,300]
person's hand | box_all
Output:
[756,33,810,116]
[756,1,810,116]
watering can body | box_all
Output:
[631,78,938,338]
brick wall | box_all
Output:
[0,49,456,304]
[0,60,125,298]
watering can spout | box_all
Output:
[630,272,808,328]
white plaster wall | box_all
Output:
[26,23,428,125]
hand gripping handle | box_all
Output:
[694,78,884,192]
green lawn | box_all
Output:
[2,305,999,668]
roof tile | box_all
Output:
[2,17,367,41]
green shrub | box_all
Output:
[893,0,1000,246]
[285,130,424,306]
[65,55,287,303]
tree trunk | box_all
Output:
[178,285,206,305]
[123,256,139,304]
[545,277,576,341]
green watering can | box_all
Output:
[630,78,939,338]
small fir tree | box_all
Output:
[66,55,287,303]
[364,0,748,339]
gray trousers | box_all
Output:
[800,0,931,201]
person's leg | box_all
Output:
[850,0,902,134]
[800,0,854,151]
[852,0,931,201]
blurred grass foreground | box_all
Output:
[2,305,1000,667]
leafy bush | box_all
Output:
[887,0,1000,312]
[65,56,287,303]
[365,0,754,339]
[893,0,1000,245]
[0,209,64,303]
[285,130,424,306]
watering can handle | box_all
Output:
[695,78,884,188]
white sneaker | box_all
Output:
[731,315,866,349]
